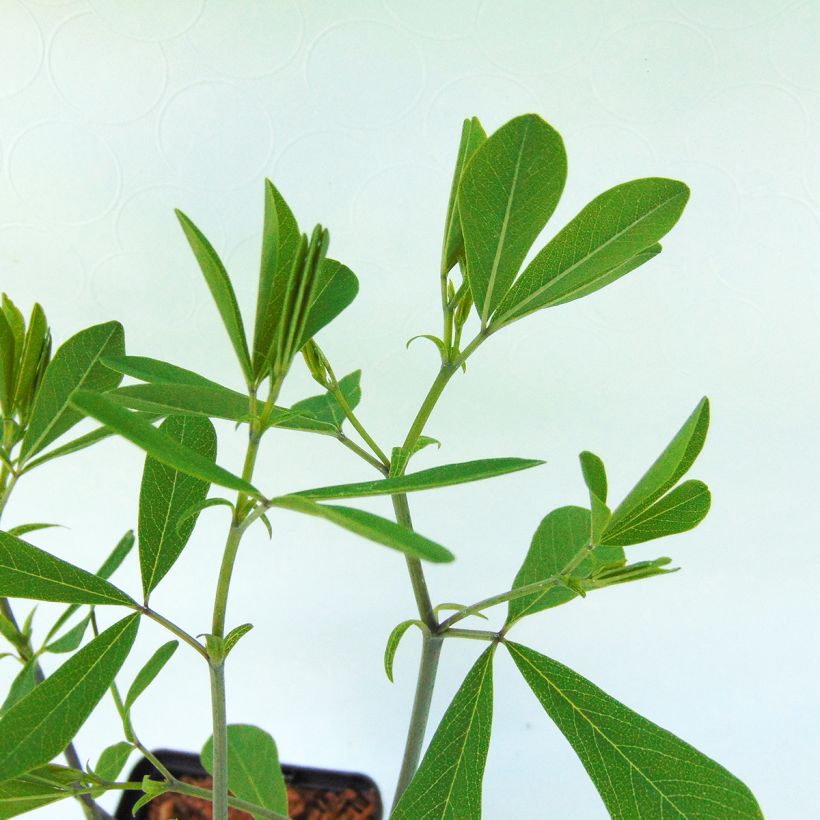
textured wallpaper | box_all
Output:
[0,1,817,817]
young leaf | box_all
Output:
[493,179,688,326]
[0,660,38,717]
[110,383,251,422]
[290,370,362,429]
[139,416,216,596]
[70,391,259,496]
[507,506,591,624]
[11,303,47,413]
[201,724,288,817]
[0,614,140,783]
[93,741,133,782]
[176,210,253,383]
[0,311,15,414]
[101,355,225,389]
[602,479,711,547]
[579,451,611,545]
[5,523,60,538]
[458,114,567,325]
[44,614,90,654]
[296,258,359,350]
[295,457,544,500]
[0,530,137,607]
[270,496,454,563]
[506,642,762,818]
[606,397,709,535]
[442,117,488,274]
[392,646,495,820]
[384,619,426,683]
[253,180,301,376]
[124,640,178,711]
[223,623,253,658]
[20,321,125,460]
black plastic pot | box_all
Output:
[115,749,382,819]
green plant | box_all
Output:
[0,113,761,819]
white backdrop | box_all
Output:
[1,1,818,818]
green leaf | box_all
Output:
[270,496,454,563]
[384,619,426,683]
[0,614,139,783]
[110,383,251,422]
[1,295,24,361]
[392,646,495,820]
[290,370,362,430]
[176,210,253,383]
[579,451,611,545]
[458,114,567,325]
[507,506,591,624]
[201,724,288,818]
[124,640,178,711]
[101,355,225,389]
[44,614,90,653]
[294,457,544,500]
[20,321,125,460]
[493,178,688,326]
[0,660,38,717]
[603,479,711,547]
[5,523,60,538]
[0,311,15,414]
[175,497,234,537]
[296,258,358,350]
[606,397,709,536]
[442,117,487,274]
[0,530,136,607]
[224,623,253,658]
[506,642,762,818]
[11,303,47,413]
[138,415,217,597]
[253,180,301,377]
[0,766,82,818]
[70,391,259,496]
[94,741,133,782]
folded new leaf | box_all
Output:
[392,646,495,820]
[294,457,543,500]
[507,642,762,818]
[289,370,362,431]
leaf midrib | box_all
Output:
[496,190,685,324]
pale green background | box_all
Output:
[0,1,817,817]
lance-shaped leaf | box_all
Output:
[253,180,301,376]
[124,640,178,711]
[493,178,688,326]
[294,457,543,500]
[70,391,259,496]
[459,114,567,325]
[295,258,358,350]
[12,303,47,413]
[0,660,38,717]
[603,479,711,547]
[384,619,426,683]
[579,451,611,545]
[442,117,487,273]
[606,397,709,536]
[202,724,289,818]
[20,321,125,460]
[0,765,86,818]
[270,496,453,563]
[94,741,133,783]
[392,646,495,820]
[0,530,136,607]
[176,210,253,383]
[44,614,90,654]
[101,355,225,389]
[111,383,251,422]
[139,416,216,597]
[289,370,362,430]
[0,311,15,413]
[0,614,140,783]
[507,506,591,624]
[507,642,762,818]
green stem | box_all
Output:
[169,778,290,819]
[208,663,229,819]
[391,634,443,810]
[337,432,388,474]
[442,628,500,642]
[140,607,208,660]
[329,381,390,468]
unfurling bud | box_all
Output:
[301,339,332,388]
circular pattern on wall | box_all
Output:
[50,13,167,123]
[158,82,273,190]
[306,20,424,128]
[188,0,303,77]
[8,122,121,223]
[383,0,478,40]
[89,0,204,41]
[0,0,43,98]
[769,2,820,90]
